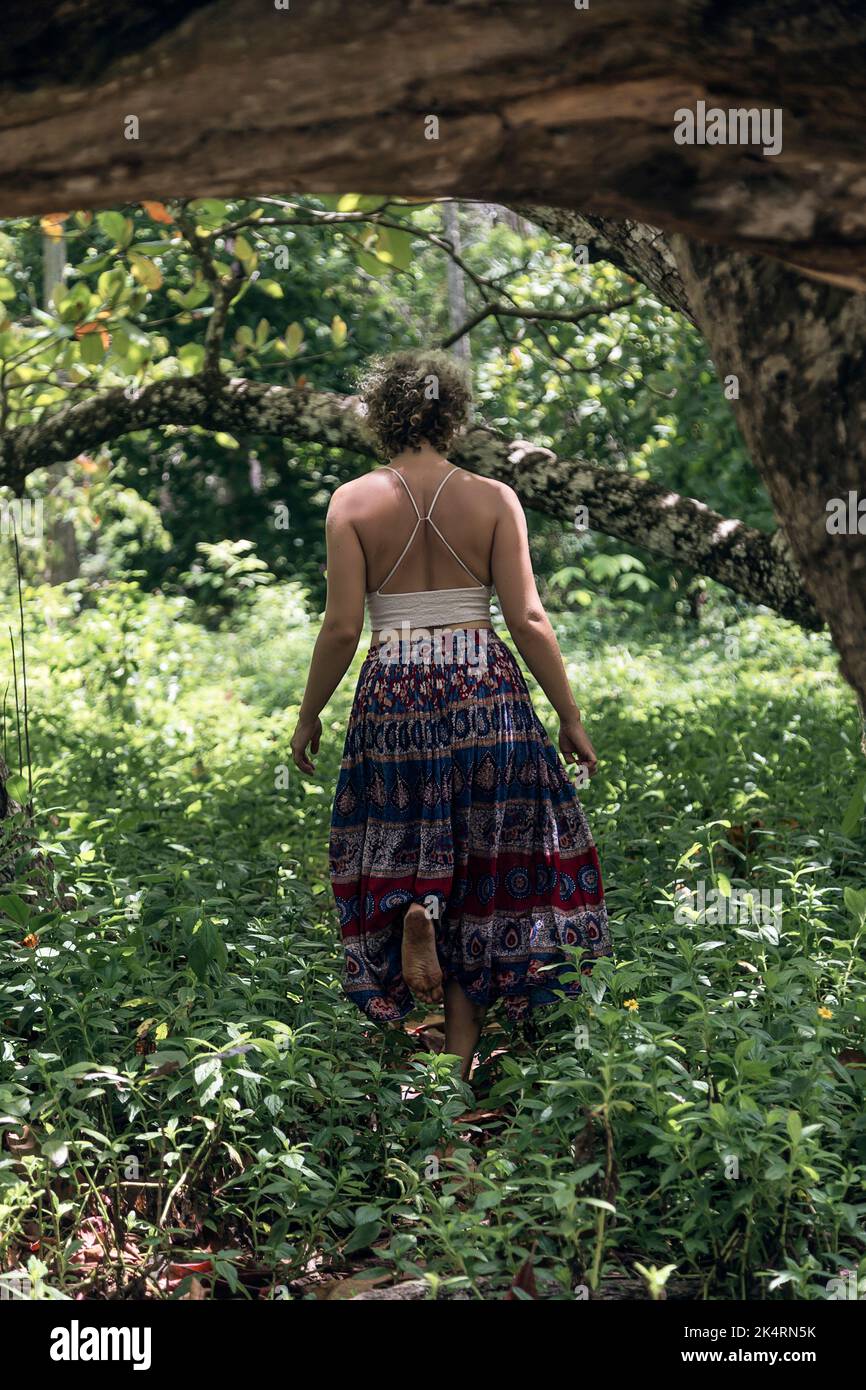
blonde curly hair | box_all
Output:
[358,349,472,458]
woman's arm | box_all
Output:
[291,486,367,774]
[491,485,598,776]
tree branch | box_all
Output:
[440,296,635,349]
[175,206,245,378]
[3,374,819,630]
[515,206,694,323]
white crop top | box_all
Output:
[366,465,494,630]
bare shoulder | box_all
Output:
[327,472,379,521]
[476,475,523,517]
[332,468,396,504]
[456,469,513,512]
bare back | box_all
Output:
[353,462,500,596]
[323,454,546,653]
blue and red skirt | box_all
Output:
[328,630,612,1023]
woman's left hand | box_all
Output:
[290,716,322,774]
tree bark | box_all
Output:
[516,206,694,325]
[2,2,866,286]
[519,204,866,709]
[671,240,866,709]
[443,204,471,367]
[2,374,818,629]
[41,227,82,585]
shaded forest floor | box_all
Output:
[1,582,865,1300]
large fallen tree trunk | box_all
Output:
[2,1,866,287]
[522,205,866,707]
[1,375,818,629]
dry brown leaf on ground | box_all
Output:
[505,1250,539,1300]
[315,1271,393,1300]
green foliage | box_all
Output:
[0,582,864,1299]
[1,199,771,621]
[178,539,275,627]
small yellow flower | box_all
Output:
[623,998,639,1012]
[817,1006,833,1020]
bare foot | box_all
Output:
[401,903,443,1005]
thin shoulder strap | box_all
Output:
[426,468,486,587]
[376,464,487,593]
[383,463,421,520]
[424,466,458,519]
[375,465,422,593]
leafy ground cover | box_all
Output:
[1,582,864,1299]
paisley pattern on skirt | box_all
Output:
[328,631,612,1023]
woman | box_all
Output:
[291,350,612,1079]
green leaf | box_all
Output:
[97,208,127,244]
[234,236,257,271]
[168,281,209,310]
[97,268,128,303]
[257,279,283,298]
[132,239,177,254]
[356,248,389,279]
[284,322,304,357]
[0,892,31,926]
[676,843,703,868]
[375,225,413,271]
[42,1138,69,1169]
[786,1111,802,1145]
[4,775,29,804]
[844,885,866,921]
[841,774,866,836]
[79,331,106,365]
[97,210,130,245]
[178,342,205,373]
[343,1220,382,1254]
[188,918,227,980]
[55,282,93,322]
[336,194,384,213]
[187,199,230,227]
[127,253,163,291]
[193,1057,223,1105]
[716,872,731,899]
[573,1162,602,1184]
[331,314,347,346]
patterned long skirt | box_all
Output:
[328,630,612,1023]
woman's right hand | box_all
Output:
[290,714,323,774]
[559,714,598,780]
